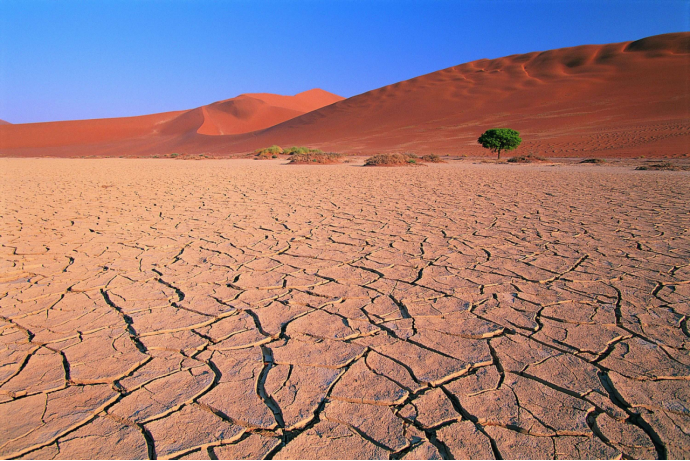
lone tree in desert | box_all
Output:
[478,128,522,159]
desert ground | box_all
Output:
[1,158,689,460]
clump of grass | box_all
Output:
[580,158,606,164]
[507,154,548,163]
[288,152,343,164]
[254,145,283,159]
[170,153,179,158]
[255,145,283,155]
[635,162,689,171]
[284,146,324,155]
[421,153,446,163]
[364,153,421,166]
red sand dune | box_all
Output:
[0,119,10,125]
[0,89,343,157]
[222,32,689,158]
[0,33,688,158]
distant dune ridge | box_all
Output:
[0,89,343,157]
[0,32,688,158]
[161,89,344,137]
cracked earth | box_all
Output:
[1,158,689,460]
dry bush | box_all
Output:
[635,162,689,171]
[421,154,446,163]
[255,151,278,160]
[580,158,606,164]
[284,146,323,155]
[287,152,343,164]
[507,154,548,163]
[254,145,283,159]
[364,153,419,166]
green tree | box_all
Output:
[477,128,522,159]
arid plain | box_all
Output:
[1,158,689,459]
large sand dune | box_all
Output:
[0,89,342,157]
[0,33,687,157]
[228,32,689,157]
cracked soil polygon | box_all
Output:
[0,159,688,459]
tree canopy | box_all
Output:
[477,128,522,159]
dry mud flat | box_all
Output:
[1,159,689,460]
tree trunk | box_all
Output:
[497,149,501,160]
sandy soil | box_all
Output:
[1,159,689,459]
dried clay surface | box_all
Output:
[1,158,689,460]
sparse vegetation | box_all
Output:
[287,152,343,164]
[478,128,522,159]
[254,145,284,159]
[364,153,421,166]
[635,162,689,171]
[255,145,283,155]
[421,154,446,163]
[580,158,606,164]
[507,154,548,163]
[284,146,324,155]
[170,153,179,158]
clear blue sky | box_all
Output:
[0,0,687,123]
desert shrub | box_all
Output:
[421,154,446,163]
[284,146,323,155]
[288,152,343,164]
[170,153,179,158]
[580,158,605,164]
[635,162,689,171]
[255,147,283,160]
[254,145,284,157]
[284,146,308,155]
[507,154,548,163]
[364,153,420,166]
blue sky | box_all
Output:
[0,0,687,123]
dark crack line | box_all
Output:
[100,289,149,354]
[257,346,285,428]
